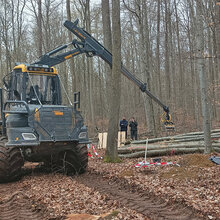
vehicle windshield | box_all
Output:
[26,73,60,105]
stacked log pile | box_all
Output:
[118,129,220,158]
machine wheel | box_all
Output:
[0,137,24,183]
[57,145,88,175]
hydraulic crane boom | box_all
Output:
[34,19,173,125]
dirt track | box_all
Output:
[0,189,50,220]
[0,164,206,220]
[76,172,203,220]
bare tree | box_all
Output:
[122,1,157,136]
[196,0,212,154]
[105,0,121,161]
[101,0,112,114]
[0,0,12,72]
[216,0,220,73]
[37,0,43,56]
[156,0,162,100]
[85,0,95,126]
[66,0,76,95]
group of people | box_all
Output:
[120,117,138,140]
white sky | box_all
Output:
[90,0,101,6]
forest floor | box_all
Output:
[0,151,219,220]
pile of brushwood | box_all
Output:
[119,129,220,158]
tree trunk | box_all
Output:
[138,1,157,136]
[66,0,76,96]
[174,0,184,108]
[187,0,201,129]
[101,0,112,116]
[85,0,95,126]
[164,0,171,100]
[155,0,163,130]
[37,0,43,57]
[0,34,3,86]
[196,0,212,154]
[216,0,220,73]
[105,0,121,161]
[156,0,162,100]
[214,0,220,120]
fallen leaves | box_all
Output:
[0,171,147,219]
[0,152,219,219]
[89,151,220,219]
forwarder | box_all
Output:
[0,19,174,183]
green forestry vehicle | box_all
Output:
[0,19,173,183]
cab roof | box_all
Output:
[13,64,58,74]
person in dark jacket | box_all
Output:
[120,117,128,139]
[129,117,138,140]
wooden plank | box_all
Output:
[98,133,103,149]
[99,131,125,148]
[117,132,121,148]
[98,132,108,149]
[118,131,126,148]
[103,132,107,149]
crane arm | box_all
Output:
[63,19,172,122]
[34,19,173,125]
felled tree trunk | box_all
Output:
[119,147,211,158]
[118,129,220,158]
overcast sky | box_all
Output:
[90,0,101,6]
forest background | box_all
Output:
[0,0,220,138]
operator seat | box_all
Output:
[28,85,43,104]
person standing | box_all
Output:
[120,117,128,139]
[129,117,138,140]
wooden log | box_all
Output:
[119,145,220,157]
[213,147,220,153]
[131,133,220,145]
[118,128,220,157]
[174,129,220,137]
[132,136,172,144]
[163,135,220,143]
[119,142,220,153]
[119,147,205,158]
[119,142,200,152]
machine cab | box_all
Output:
[7,64,62,105]
[4,63,84,144]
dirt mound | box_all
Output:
[160,154,216,180]
[179,154,215,167]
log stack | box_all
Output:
[118,129,220,158]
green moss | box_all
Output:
[104,155,122,163]
[111,210,119,216]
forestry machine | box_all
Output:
[0,19,173,183]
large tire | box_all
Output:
[0,137,24,183]
[56,145,88,175]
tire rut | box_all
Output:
[0,191,50,220]
[76,172,204,220]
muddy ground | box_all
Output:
[0,152,219,220]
